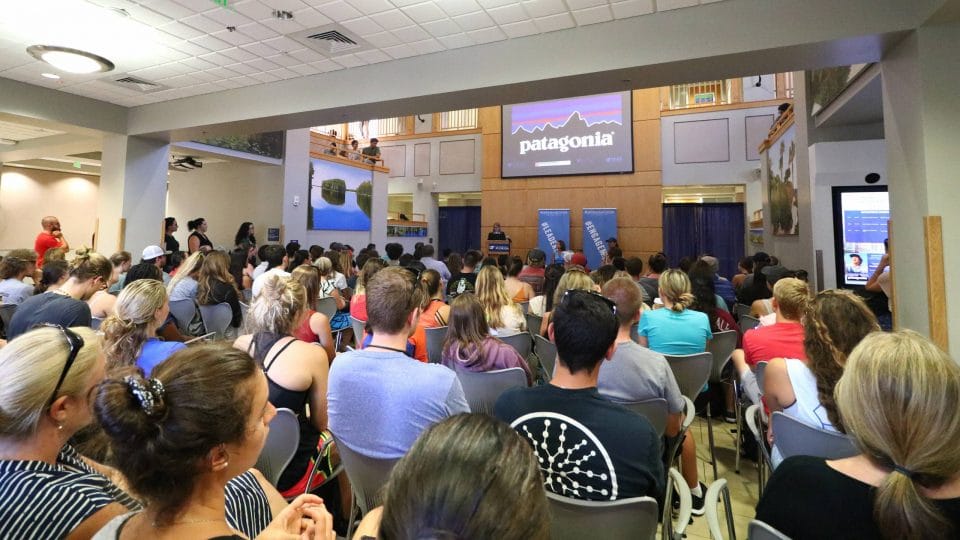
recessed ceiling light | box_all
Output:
[41,72,60,79]
[26,45,115,74]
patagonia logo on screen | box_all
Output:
[519,132,615,155]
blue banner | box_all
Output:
[538,209,570,265]
[582,208,617,270]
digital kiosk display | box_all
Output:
[832,186,889,287]
[501,92,633,178]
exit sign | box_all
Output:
[211,0,228,6]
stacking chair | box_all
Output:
[517,300,529,314]
[534,334,557,380]
[425,326,447,364]
[197,302,233,339]
[661,468,694,540]
[748,520,791,540]
[454,365,527,414]
[499,332,532,359]
[525,312,543,337]
[334,435,401,540]
[745,404,773,495]
[739,315,761,333]
[704,478,737,540]
[545,492,660,540]
[90,317,104,331]
[771,411,858,461]
[733,303,752,320]
[755,361,768,395]
[621,398,669,438]
[315,296,338,319]
[254,408,299,487]
[703,330,738,480]
[0,303,15,339]
[168,299,198,335]
[349,316,365,349]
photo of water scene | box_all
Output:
[308,159,373,231]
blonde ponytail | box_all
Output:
[658,269,693,312]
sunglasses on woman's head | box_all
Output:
[33,323,85,407]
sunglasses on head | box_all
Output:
[561,289,617,316]
[33,323,85,407]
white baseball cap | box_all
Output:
[142,245,169,260]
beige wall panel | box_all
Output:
[479,107,501,135]
[633,119,662,172]
[605,171,661,187]
[482,134,501,178]
[633,88,662,121]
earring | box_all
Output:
[57,424,63,431]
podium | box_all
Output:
[487,240,510,257]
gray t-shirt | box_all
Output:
[328,349,469,459]
[0,278,33,305]
[597,340,684,414]
[7,292,92,340]
[167,276,198,302]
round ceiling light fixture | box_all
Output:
[26,45,115,74]
[41,72,61,79]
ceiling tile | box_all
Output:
[182,13,226,33]
[204,6,254,26]
[535,12,574,31]
[439,0,482,17]
[262,0,311,10]
[436,32,474,49]
[188,71,219,83]
[333,53,368,67]
[229,74,263,86]
[287,48,328,62]
[655,0,698,10]
[369,9,415,29]
[420,18,461,37]
[125,5,175,27]
[288,62,322,75]
[486,4,529,25]
[572,5,612,25]
[392,24,431,41]
[169,40,213,56]
[237,22,281,40]
[225,61,259,74]
[215,77,245,88]
[206,65,243,79]
[522,0,566,18]
[266,52,303,66]
[568,0,609,8]
[499,19,539,37]
[260,17,307,32]
[232,0,277,20]
[354,49,392,63]
[388,0,427,6]
[310,59,344,72]
[220,46,260,61]
[408,37,445,54]
[476,0,518,8]
[466,26,506,43]
[341,17,385,35]
[212,28,258,46]
[180,57,218,71]
[190,35,233,51]
[240,41,281,57]
[292,7,334,26]
[160,21,207,40]
[401,2,447,23]
[172,0,218,14]
[364,31,402,47]
[263,35,307,52]
[197,51,237,66]
[346,0,395,15]
[154,47,192,63]
[159,74,196,88]
[317,1,364,21]
[246,57,284,71]
[382,43,417,59]
[267,66,301,79]
[147,0,196,19]
[452,10,494,31]
[610,0,654,18]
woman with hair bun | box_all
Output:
[757,330,960,539]
[102,279,185,376]
[637,268,713,355]
[354,414,549,539]
[93,343,335,539]
[34,258,69,295]
[233,275,335,498]
[186,217,213,255]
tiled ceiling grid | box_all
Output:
[0,0,725,108]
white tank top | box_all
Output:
[783,358,837,432]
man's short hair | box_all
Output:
[552,289,618,375]
[625,257,643,278]
[366,267,424,334]
[602,277,642,328]
[699,255,720,275]
[308,245,323,261]
[421,244,435,258]
[263,245,286,269]
[385,242,403,261]
[463,250,481,268]
[648,252,668,274]
[773,277,810,321]
[526,248,545,266]
[370,138,379,143]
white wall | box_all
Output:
[808,140,887,290]
[166,159,283,251]
[0,166,99,252]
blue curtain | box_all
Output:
[663,203,744,279]
[439,206,481,255]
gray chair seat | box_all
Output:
[425,326,447,364]
[453,365,527,414]
[254,408,299,487]
[333,435,401,540]
[197,302,232,339]
[771,411,859,461]
[168,299,198,335]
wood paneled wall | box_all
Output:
[480,89,663,262]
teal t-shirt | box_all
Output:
[638,308,712,355]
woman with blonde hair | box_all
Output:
[166,251,203,302]
[757,330,960,539]
[290,264,336,361]
[475,265,525,336]
[637,268,712,355]
[233,275,335,497]
[539,267,597,337]
[441,294,532,385]
[102,279,185,376]
[195,250,242,330]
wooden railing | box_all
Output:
[661,74,795,111]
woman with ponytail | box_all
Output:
[757,330,960,539]
[637,268,713,355]
[102,279,185,376]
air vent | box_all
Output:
[103,74,168,94]
[290,25,372,57]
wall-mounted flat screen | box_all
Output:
[308,159,373,231]
[832,186,889,288]
[501,92,633,178]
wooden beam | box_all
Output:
[924,216,948,350]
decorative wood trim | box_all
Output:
[376,128,482,142]
[924,216,948,350]
[308,151,390,173]
[117,218,125,252]
[660,98,791,117]
[404,116,415,135]
[758,109,794,153]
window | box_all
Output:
[439,108,478,131]
[372,117,404,137]
[667,80,732,109]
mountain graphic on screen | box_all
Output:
[512,111,622,135]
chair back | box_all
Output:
[333,436,400,515]
[168,299,197,335]
[349,316,366,348]
[621,398,668,437]
[546,491,659,540]
[772,411,858,461]
[534,335,557,378]
[499,332,532,359]
[748,520,791,540]
[706,330,738,383]
[630,324,640,344]
[733,303,752,320]
[315,296,338,319]
[254,408,299,487]
[518,274,544,295]
[90,317,104,331]
[517,300,529,314]
[755,361,768,394]
[0,304,15,338]
[740,315,761,333]
[425,326,447,364]
[525,312,543,337]
[664,352,713,401]
[454,366,527,414]
[197,302,232,339]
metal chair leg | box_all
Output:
[706,402,718,481]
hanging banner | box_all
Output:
[537,209,570,265]
[582,208,617,270]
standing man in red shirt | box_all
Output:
[34,216,69,268]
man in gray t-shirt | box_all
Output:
[328,267,468,459]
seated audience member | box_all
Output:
[327,267,469,459]
[290,265,336,361]
[475,265,526,336]
[308,244,323,264]
[233,276,334,497]
[441,294,533,385]
[354,414,548,539]
[315,256,350,332]
[539,267,597,336]
[700,255,737,309]
[763,289,879,464]
[94,344,334,538]
[7,249,111,339]
[252,245,270,280]
[164,251,184,277]
[166,252,203,302]
[567,251,589,271]
[446,250,480,299]
[34,259,69,295]
[756,331,960,539]
[139,245,171,284]
[528,263,564,317]
[639,252,667,302]
[444,252,462,280]
[624,257,652,303]
[229,245,254,298]
[285,249,310,273]
[107,251,132,293]
[103,279,185,376]
[383,242,403,266]
[196,251,243,331]
[505,257,536,304]
[737,251,772,306]
[517,248,546,293]
[495,289,663,501]
[750,264,791,319]
[731,256,753,290]
[123,263,189,344]
[593,264,618,289]
[0,249,37,305]
[349,258,387,324]
[251,244,289,298]
[418,269,450,327]
[637,269,712,355]
[689,262,739,337]
[418,244,451,283]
